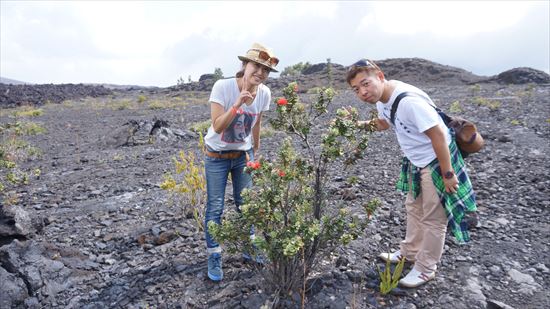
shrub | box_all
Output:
[137,95,147,103]
[469,84,481,95]
[209,82,379,305]
[280,62,312,77]
[14,107,43,117]
[110,99,132,110]
[472,96,501,110]
[189,120,211,134]
[260,125,277,138]
[160,134,206,231]
[0,120,42,205]
[449,100,463,113]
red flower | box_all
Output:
[277,98,288,106]
[277,169,286,177]
[247,161,261,170]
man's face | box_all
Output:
[349,71,383,104]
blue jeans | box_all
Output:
[204,148,254,252]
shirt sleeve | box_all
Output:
[399,97,440,133]
[209,79,226,107]
[376,103,386,120]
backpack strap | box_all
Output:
[390,91,419,125]
[390,91,450,126]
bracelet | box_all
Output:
[230,106,238,116]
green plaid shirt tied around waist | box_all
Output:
[396,138,477,244]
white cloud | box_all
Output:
[1,1,548,86]
[359,1,534,36]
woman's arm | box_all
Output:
[211,102,237,134]
[252,112,263,157]
[211,77,255,134]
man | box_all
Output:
[347,59,476,288]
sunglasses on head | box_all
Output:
[250,49,279,67]
[348,58,376,72]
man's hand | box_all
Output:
[443,174,459,194]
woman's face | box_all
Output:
[243,61,270,85]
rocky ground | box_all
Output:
[1,60,549,308]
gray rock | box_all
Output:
[466,277,487,305]
[508,269,536,285]
[0,205,41,239]
[534,263,549,273]
[0,266,29,308]
[0,240,74,299]
[487,299,516,309]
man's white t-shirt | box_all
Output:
[376,81,451,168]
[205,78,271,151]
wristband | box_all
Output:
[230,106,238,116]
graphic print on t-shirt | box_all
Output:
[222,112,254,143]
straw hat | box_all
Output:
[238,43,279,72]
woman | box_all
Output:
[203,42,279,281]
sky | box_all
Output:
[1,1,549,87]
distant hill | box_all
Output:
[87,83,160,90]
[0,77,29,85]
[2,58,548,106]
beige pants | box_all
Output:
[400,167,448,273]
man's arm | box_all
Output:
[424,124,459,194]
[358,118,390,131]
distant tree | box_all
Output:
[188,75,192,83]
[280,62,312,77]
[213,68,224,81]
[177,76,185,86]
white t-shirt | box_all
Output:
[376,81,451,167]
[205,78,271,151]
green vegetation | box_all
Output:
[213,67,224,81]
[160,135,206,231]
[377,253,406,295]
[281,62,312,77]
[469,84,481,96]
[260,125,276,138]
[0,118,43,205]
[14,107,43,117]
[0,121,46,136]
[449,100,463,113]
[137,95,147,103]
[208,82,380,306]
[189,119,211,134]
[110,99,132,110]
[472,96,501,110]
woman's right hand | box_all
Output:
[238,76,256,106]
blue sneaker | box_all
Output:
[207,253,223,281]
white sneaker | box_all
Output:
[378,250,407,263]
[398,267,435,288]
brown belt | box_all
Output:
[205,149,250,161]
